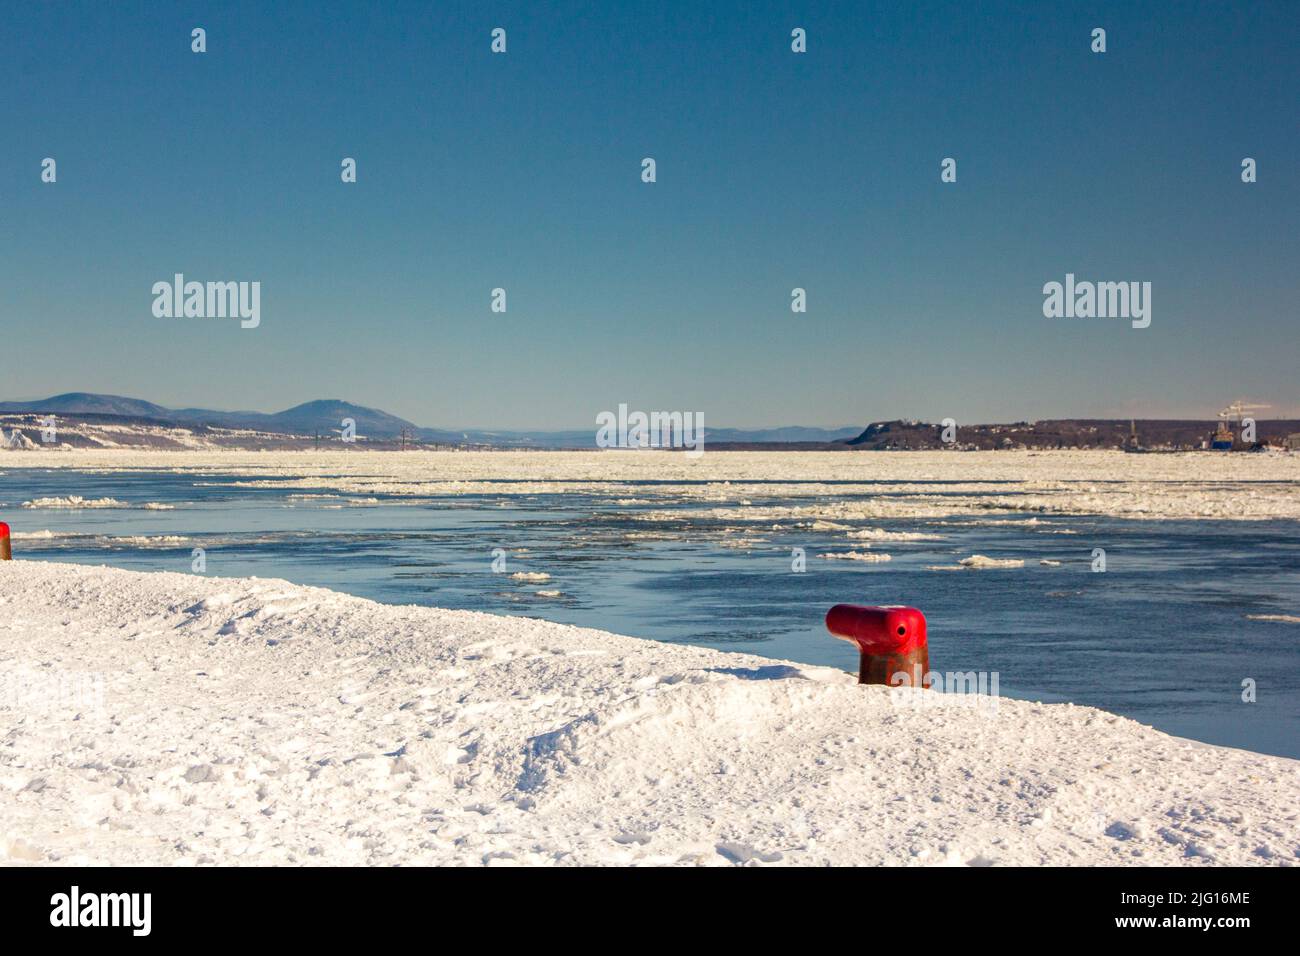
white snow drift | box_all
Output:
[0,561,1296,867]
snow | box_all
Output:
[848,528,944,541]
[925,555,1028,571]
[0,415,305,451]
[22,496,130,509]
[1,429,38,450]
[8,531,191,550]
[103,535,190,548]
[20,496,173,511]
[1,559,1296,866]
[1,448,1297,520]
[818,551,893,562]
[958,555,1027,569]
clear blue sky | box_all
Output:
[2,0,1296,429]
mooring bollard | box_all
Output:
[0,522,10,560]
[826,604,930,687]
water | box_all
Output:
[3,466,1298,758]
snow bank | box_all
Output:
[1,561,1296,867]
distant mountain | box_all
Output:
[0,393,861,446]
[0,393,419,439]
[0,392,177,420]
[171,399,420,438]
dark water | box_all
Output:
[3,467,1298,758]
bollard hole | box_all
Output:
[897,626,906,636]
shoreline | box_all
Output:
[2,559,1296,866]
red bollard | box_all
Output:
[0,522,10,560]
[826,604,930,687]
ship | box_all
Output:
[1209,400,1270,451]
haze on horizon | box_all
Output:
[2,1,1296,430]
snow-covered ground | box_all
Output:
[0,415,302,450]
[1,560,1295,866]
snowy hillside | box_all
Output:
[1,561,1296,866]
[0,414,309,451]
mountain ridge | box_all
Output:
[0,393,862,447]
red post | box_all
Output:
[0,522,10,560]
[825,604,930,687]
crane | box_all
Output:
[1212,400,1271,449]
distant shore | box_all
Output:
[4,405,1298,452]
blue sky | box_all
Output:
[2,1,1296,429]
